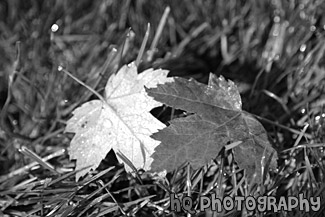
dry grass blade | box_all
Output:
[147,6,170,62]
[19,146,59,175]
[95,195,155,217]
[174,22,209,56]
[136,23,150,67]
[78,166,115,187]
[0,149,66,183]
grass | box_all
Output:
[0,0,325,216]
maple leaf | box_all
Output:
[65,62,173,180]
[146,74,277,181]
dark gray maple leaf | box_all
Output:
[146,74,277,181]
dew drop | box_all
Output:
[51,24,59,32]
[298,53,304,60]
[58,66,63,71]
[273,16,280,23]
[81,121,88,128]
[60,99,69,106]
[315,115,320,122]
[288,26,295,33]
[300,44,306,52]
[103,118,112,128]
[300,11,306,19]
[272,29,279,36]
[310,25,316,32]
[301,108,306,114]
[31,31,39,38]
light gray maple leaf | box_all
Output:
[65,62,173,180]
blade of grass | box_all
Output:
[19,146,59,175]
[0,148,66,183]
[136,23,150,66]
[147,6,170,62]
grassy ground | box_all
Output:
[1,0,325,216]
